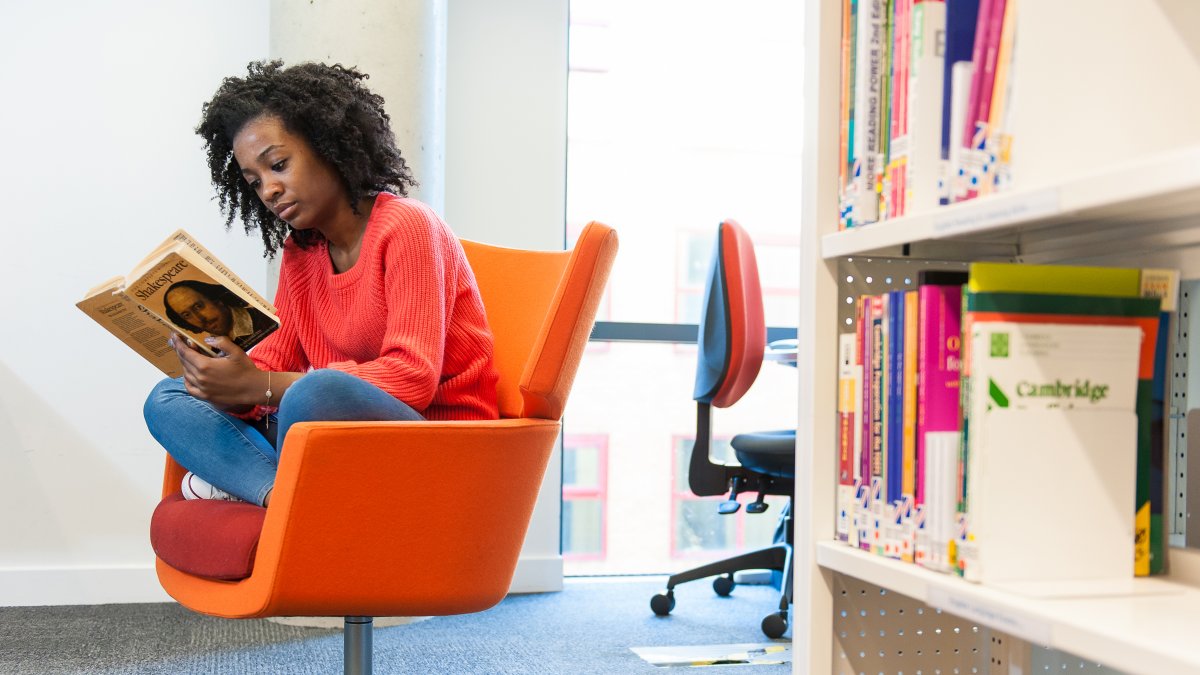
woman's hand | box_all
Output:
[171,332,268,410]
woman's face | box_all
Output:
[232,114,345,233]
[166,286,233,336]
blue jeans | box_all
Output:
[144,369,424,505]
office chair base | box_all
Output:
[345,616,373,675]
[713,573,735,597]
[761,611,788,639]
[650,591,676,615]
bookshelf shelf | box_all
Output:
[821,145,1200,263]
[816,542,1200,675]
[797,1,1200,673]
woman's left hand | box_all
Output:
[171,333,266,410]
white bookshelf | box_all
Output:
[818,542,1200,675]
[796,2,1200,674]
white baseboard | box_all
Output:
[0,555,564,607]
[508,555,563,594]
[0,565,170,607]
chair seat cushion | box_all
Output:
[150,493,267,581]
[731,429,796,478]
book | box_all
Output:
[849,0,886,226]
[76,229,279,378]
[959,0,1007,201]
[962,320,1142,584]
[961,289,1161,576]
[837,333,861,542]
[1140,268,1180,575]
[905,0,947,214]
[978,0,1017,196]
[886,290,905,506]
[939,0,981,205]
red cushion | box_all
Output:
[150,493,267,581]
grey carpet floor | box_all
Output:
[0,577,792,674]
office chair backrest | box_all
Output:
[693,219,765,409]
[461,221,618,421]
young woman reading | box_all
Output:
[144,61,499,507]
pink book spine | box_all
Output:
[858,295,873,486]
[915,284,963,506]
[963,0,1007,199]
[959,0,994,169]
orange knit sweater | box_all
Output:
[249,193,500,420]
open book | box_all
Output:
[76,229,279,378]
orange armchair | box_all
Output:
[150,222,618,673]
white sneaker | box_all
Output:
[181,471,244,502]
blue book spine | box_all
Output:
[939,0,981,176]
[887,290,905,504]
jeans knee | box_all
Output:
[144,377,186,426]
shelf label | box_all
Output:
[927,587,1052,645]
[931,188,1061,235]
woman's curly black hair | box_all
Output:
[196,60,418,258]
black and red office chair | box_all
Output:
[649,219,796,639]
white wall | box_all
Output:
[446,0,570,591]
[0,1,269,605]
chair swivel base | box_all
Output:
[649,542,792,639]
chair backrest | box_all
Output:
[461,221,618,420]
[693,219,765,409]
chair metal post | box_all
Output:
[344,616,373,675]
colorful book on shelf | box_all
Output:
[914,270,966,572]
[886,290,905,508]
[1140,268,1180,576]
[959,0,1007,201]
[902,288,919,509]
[978,0,1017,196]
[839,0,857,229]
[961,284,1161,577]
[946,61,975,204]
[858,295,873,495]
[837,332,861,542]
[905,0,947,214]
[878,0,894,221]
[884,0,910,220]
[939,0,981,204]
[962,320,1142,583]
[849,0,885,226]
[915,270,967,508]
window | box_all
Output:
[562,0,804,577]
[562,435,608,560]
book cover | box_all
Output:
[967,261,1141,297]
[838,333,861,542]
[902,288,919,505]
[840,0,857,229]
[963,321,1142,583]
[850,0,885,226]
[961,0,1007,201]
[946,61,975,203]
[979,0,1017,196]
[886,290,905,505]
[77,232,279,378]
[939,0,981,205]
[1141,268,1179,575]
[962,290,1161,575]
[906,0,947,214]
[916,270,966,507]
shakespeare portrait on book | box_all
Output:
[163,279,276,350]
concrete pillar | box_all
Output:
[269,0,447,214]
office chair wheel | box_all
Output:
[650,591,675,616]
[712,574,735,597]
[761,611,788,639]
